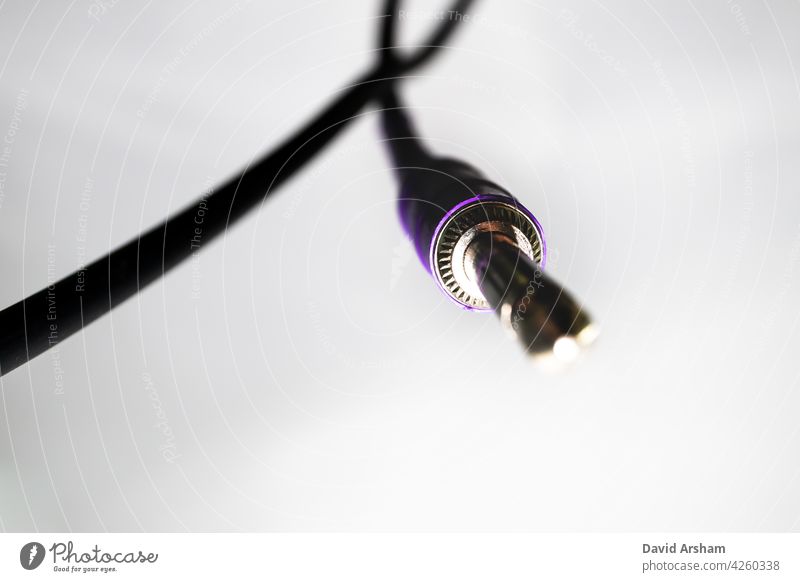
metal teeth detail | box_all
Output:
[432,199,544,310]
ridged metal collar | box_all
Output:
[429,195,546,310]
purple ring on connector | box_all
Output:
[428,194,547,311]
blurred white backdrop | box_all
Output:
[0,0,799,531]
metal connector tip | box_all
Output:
[466,231,596,362]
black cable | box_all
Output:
[378,2,595,360]
[378,0,474,170]
[0,0,475,377]
[379,88,433,169]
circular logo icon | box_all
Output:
[20,542,46,570]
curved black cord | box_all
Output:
[378,0,479,168]
[0,0,475,377]
[378,0,400,67]
[379,84,434,169]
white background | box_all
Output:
[0,0,799,531]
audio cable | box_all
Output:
[0,0,475,376]
[378,3,596,362]
[0,0,595,377]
